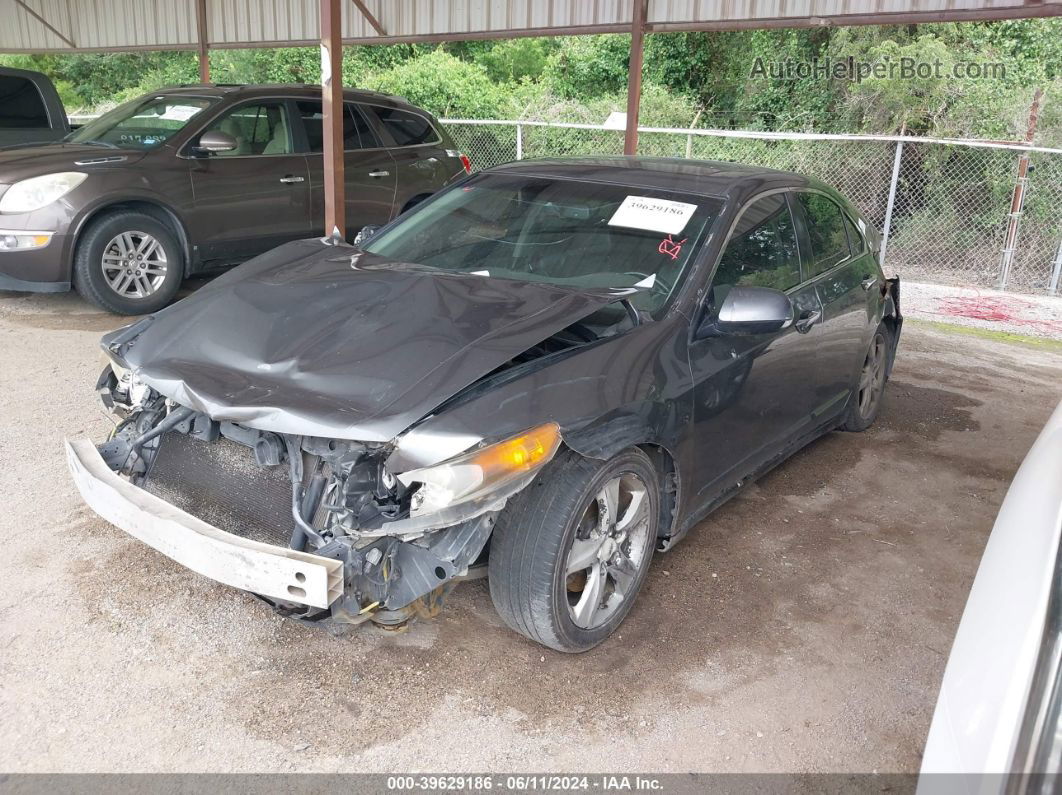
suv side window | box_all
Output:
[202,102,292,157]
[296,101,380,151]
[371,107,438,147]
[0,75,48,129]
[796,192,851,275]
[713,194,802,293]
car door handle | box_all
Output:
[368,170,390,178]
[279,175,305,184]
[861,276,878,291]
[794,309,822,334]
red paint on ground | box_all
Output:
[930,293,1062,336]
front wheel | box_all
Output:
[488,447,659,652]
[73,211,183,315]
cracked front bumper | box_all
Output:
[64,438,343,609]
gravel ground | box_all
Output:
[2,288,1061,774]
[901,280,1062,339]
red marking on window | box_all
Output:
[658,235,687,261]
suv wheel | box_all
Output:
[73,211,183,315]
[488,447,659,653]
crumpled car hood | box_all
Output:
[106,239,630,443]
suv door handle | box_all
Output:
[861,276,878,291]
[368,170,390,178]
[279,175,305,184]
[794,308,822,334]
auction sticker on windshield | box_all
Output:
[608,196,697,235]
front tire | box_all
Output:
[488,447,659,653]
[73,211,183,315]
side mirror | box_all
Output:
[700,285,794,337]
[194,130,237,155]
[353,225,381,247]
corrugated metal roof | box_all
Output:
[0,0,1057,52]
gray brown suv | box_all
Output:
[0,84,470,314]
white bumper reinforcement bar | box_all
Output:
[65,438,343,609]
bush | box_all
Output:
[361,49,510,118]
[518,82,699,127]
[475,38,556,83]
[544,35,631,99]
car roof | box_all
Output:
[153,83,420,111]
[488,156,830,204]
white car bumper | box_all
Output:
[65,438,343,609]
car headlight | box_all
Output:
[97,355,151,412]
[397,422,562,517]
[0,231,52,250]
[0,172,87,214]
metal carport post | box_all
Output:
[624,0,648,156]
[315,0,650,234]
[321,0,346,240]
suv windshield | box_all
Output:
[68,95,216,150]
[363,174,722,314]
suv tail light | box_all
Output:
[459,153,473,174]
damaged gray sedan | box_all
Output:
[67,158,901,652]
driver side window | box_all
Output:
[200,102,292,157]
[713,194,802,295]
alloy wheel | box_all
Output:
[565,472,652,629]
[857,332,887,419]
[101,230,168,299]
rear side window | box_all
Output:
[372,107,438,147]
[713,194,802,292]
[0,76,48,129]
[296,101,379,151]
[796,192,851,275]
[843,214,865,255]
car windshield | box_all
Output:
[68,95,216,150]
[363,173,723,314]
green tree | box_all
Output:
[544,35,631,99]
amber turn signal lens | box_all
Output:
[472,422,561,476]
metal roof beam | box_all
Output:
[13,0,76,49]
[0,1,1058,55]
[351,0,387,36]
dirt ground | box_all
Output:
[2,287,1061,774]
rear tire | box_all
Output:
[73,211,183,315]
[841,323,892,432]
[488,447,659,653]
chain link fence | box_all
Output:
[445,120,1062,296]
